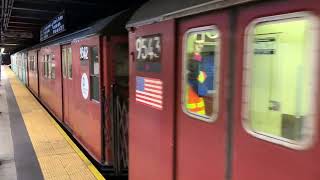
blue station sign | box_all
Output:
[40,11,66,41]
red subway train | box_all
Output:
[11,10,131,175]
[11,0,320,179]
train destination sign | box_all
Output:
[135,34,161,73]
[40,11,66,42]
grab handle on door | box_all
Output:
[268,100,280,111]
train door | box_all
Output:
[176,10,229,180]
[61,45,72,126]
[233,1,320,180]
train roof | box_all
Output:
[127,0,259,28]
[20,9,132,52]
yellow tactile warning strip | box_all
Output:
[4,67,105,180]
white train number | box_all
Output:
[136,35,161,62]
[80,46,89,60]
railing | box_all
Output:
[109,84,129,176]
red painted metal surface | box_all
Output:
[232,0,320,180]
[129,20,175,180]
[38,45,63,120]
[27,50,38,96]
[176,10,229,180]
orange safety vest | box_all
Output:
[186,85,206,115]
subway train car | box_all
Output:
[9,0,320,179]
[127,0,320,180]
[11,10,131,175]
[11,51,28,85]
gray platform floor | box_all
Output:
[0,68,17,180]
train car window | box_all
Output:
[32,56,36,72]
[62,48,67,78]
[47,54,52,79]
[43,55,48,78]
[90,46,99,101]
[29,56,34,72]
[67,47,72,79]
[243,13,318,149]
[182,26,220,122]
[50,54,55,79]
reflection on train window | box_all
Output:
[67,47,72,79]
[183,26,220,122]
[62,48,67,78]
[244,15,317,148]
[90,46,99,101]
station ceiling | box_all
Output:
[0,0,146,54]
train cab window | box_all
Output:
[67,47,72,79]
[182,26,220,122]
[90,46,99,101]
[244,13,318,149]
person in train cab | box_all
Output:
[186,39,209,116]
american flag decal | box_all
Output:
[135,76,163,110]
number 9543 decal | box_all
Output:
[135,35,161,62]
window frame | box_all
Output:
[242,12,319,150]
[181,25,221,123]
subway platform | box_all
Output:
[0,66,105,180]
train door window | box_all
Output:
[90,46,99,101]
[62,48,67,78]
[43,55,48,78]
[33,56,37,72]
[182,26,220,122]
[243,13,318,149]
[67,47,72,79]
[29,56,34,71]
[47,54,52,79]
[50,54,55,79]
